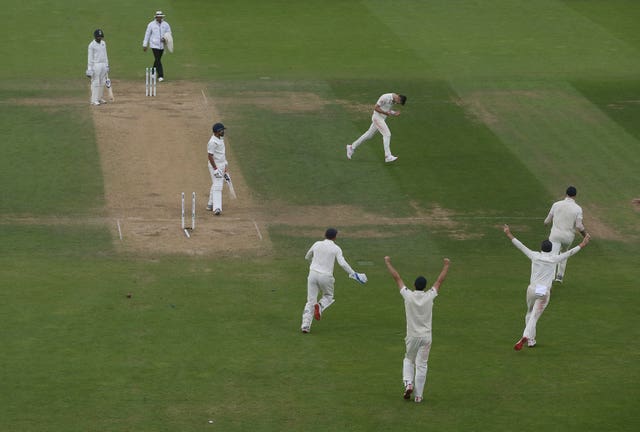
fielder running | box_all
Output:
[384,256,451,403]
[544,186,588,282]
[347,93,407,163]
[142,11,172,82]
[300,228,367,334]
[503,225,591,350]
[86,29,109,106]
[207,123,229,216]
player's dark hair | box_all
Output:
[414,276,427,291]
[541,240,553,252]
[566,186,577,197]
[399,94,407,105]
[325,228,338,240]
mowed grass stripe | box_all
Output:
[451,80,640,236]
[366,0,640,80]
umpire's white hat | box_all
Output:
[155,10,165,17]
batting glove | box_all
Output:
[86,69,93,77]
[213,168,223,178]
[223,172,231,182]
[105,78,111,88]
[349,272,368,284]
[106,65,110,73]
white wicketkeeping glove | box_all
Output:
[213,168,223,178]
[349,272,368,284]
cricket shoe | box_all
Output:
[314,303,322,321]
[99,99,107,104]
[346,144,354,160]
[301,326,310,334]
[158,77,164,82]
[91,101,101,106]
[206,204,213,211]
[554,275,563,283]
[514,336,528,351]
[527,339,537,348]
[403,383,413,400]
[214,208,221,216]
[414,396,423,403]
[385,155,398,163]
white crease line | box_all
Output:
[117,219,123,240]
[252,219,263,241]
[201,89,208,105]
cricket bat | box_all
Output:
[105,75,115,102]
[224,173,237,199]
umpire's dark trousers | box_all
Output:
[152,48,164,78]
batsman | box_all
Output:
[207,122,230,215]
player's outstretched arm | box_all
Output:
[384,256,405,290]
[579,233,591,248]
[432,258,451,292]
[503,224,515,240]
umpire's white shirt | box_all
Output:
[87,40,108,70]
[401,287,438,338]
[511,238,582,288]
[207,134,226,168]
[305,239,354,276]
[143,20,172,49]
[545,197,584,243]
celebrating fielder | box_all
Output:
[300,228,367,334]
[384,256,450,403]
[207,123,230,216]
[503,224,591,350]
[347,93,407,163]
[86,29,109,106]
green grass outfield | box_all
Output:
[1,1,639,431]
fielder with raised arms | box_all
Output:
[503,224,591,351]
[300,228,367,334]
[384,255,451,403]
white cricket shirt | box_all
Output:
[87,40,108,69]
[373,93,395,119]
[207,134,226,167]
[511,238,582,288]
[400,287,438,338]
[545,197,584,241]
[305,239,354,276]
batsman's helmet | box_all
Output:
[212,123,226,133]
[94,29,104,38]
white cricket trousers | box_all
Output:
[522,284,551,341]
[351,115,392,158]
[90,62,107,104]
[208,162,227,210]
[301,270,335,329]
[403,336,432,399]
[549,233,575,278]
